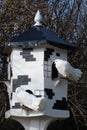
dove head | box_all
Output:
[54,59,63,68]
[15,87,24,93]
[54,59,60,65]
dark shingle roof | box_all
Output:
[8,25,75,50]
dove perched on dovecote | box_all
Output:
[54,59,82,82]
[15,87,46,111]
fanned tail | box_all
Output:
[73,69,82,82]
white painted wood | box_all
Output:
[11,116,54,130]
[5,46,70,118]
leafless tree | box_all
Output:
[0,0,87,129]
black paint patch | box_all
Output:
[52,97,68,110]
[56,53,60,56]
[44,48,54,61]
[45,88,54,99]
[13,75,31,92]
[12,102,21,109]
[20,49,36,61]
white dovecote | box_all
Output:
[0,10,77,130]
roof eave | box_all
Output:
[47,40,76,50]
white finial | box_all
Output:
[34,10,43,26]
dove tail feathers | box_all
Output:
[73,69,82,82]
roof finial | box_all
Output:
[34,10,43,26]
